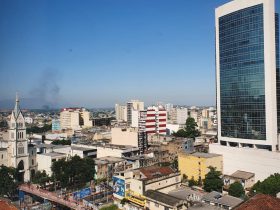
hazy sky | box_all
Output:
[0,0,279,108]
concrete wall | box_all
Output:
[111,127,138,147]
[209,144,280,181]
[178,153,223,181]
[0,149,8,166]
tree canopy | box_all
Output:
[32,170,51,187]
[51,155,95,189]
[203,166,223,192]
[100,204,118,210]
[51,139,71,145]
[228,182,245,198]
[251,173,280,196]
[0,166,18,199]
[26,124,52,134]
[173,117,200,139]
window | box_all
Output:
[155,203,159,207]
[32,159,34,165]
[1,154,3,159]
[18,147,24,154]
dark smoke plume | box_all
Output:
[29,68,61,108]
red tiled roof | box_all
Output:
[0,200,18,210]
[235,194,280,210]
[139,166,175,179]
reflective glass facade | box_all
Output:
[219,4,266,140]
[276,14,280,133]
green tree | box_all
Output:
[188,177,199,187]
[172,158,178,171]
[173,129,187,138]
[182,174,188,182]
[173,117,200,139]
[51,155,95,189]
[251,173,280,196]
[0,166,18,199]
[32,170,50,187]
[26,124,52,134]
[203,166,223,192]
[100,204,118,210]
[184,117,200,139]
[228,182,245,198]
[51,139,71,145]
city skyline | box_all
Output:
[0,0,279,108]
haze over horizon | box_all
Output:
[0,0,279,109]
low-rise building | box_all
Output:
[168,186,206,202]
[178,152,223,182]
[37,152,67,175]
[202,191,243,210]
[94,156,126,180]
[75,143,139,158]
[235,194,280,210]
[113,165,181,208]
[145,190,188,210]
[111,127,138,147]
[224,170,255,190]
[53,145,97,159]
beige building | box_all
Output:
[113,165,181,208]
[127,100,144,125]
[111,127,139,147]
[60,107,92,130]
[224,170,255,190]
[115,104,127,122]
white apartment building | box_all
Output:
[115,104,127,122]
[127,100,144,125]
[171,107,188,125]
[60,107,92,130]
[140,106,167,135]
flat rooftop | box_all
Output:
[228,170,255,180]
[190,152,221,158]
[145,190,183,207]
[38,152,66,158]
[71,146,96,151]
[168,187,205,200]
[35,144,55,149]
[95,156,124,164]
[202,191,243,208]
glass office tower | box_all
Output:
[216,0,279,151]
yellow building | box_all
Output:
[178,152,223,182]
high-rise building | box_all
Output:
[143,106,167,135]
[127,100,144,125]
[60,108,92,130]
[216,0,279,151]
[210,0,280,181]
[115,104,127,122]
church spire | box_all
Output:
[13,92,20,119]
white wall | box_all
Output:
[210,144,280,181]
[37,154,52,175]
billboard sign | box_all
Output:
[113,176,125,197]
[73,187,92,200]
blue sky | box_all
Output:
[0,0,279,108]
